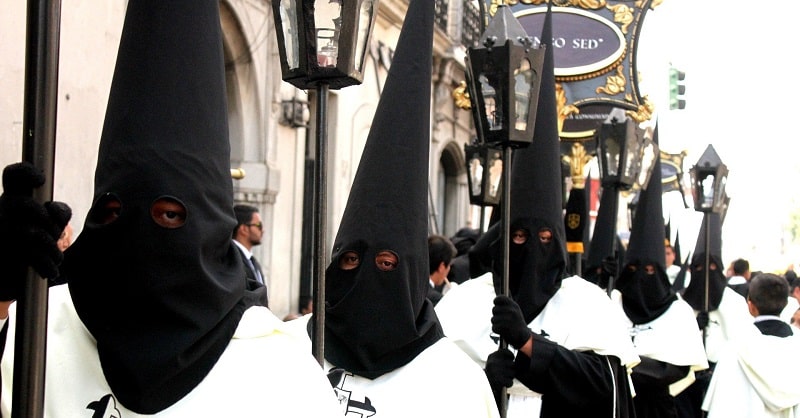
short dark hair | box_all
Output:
[450,227,479,256]
[428,234,457,275]
[747,273,788,316]
[233,204,259,237]
[785,270,799,290]
[732,258,750,275]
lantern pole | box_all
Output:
[702,212,710,346]
[497,144,513,417]
[311,83,330,365]
[14,0,62,417]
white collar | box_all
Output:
[232,239,253,258]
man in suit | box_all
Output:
[233,204,268,306]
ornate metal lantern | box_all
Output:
[690,144,728,213]
[596,108,640,190]
[272,0,378,90]
[465,5,545,148]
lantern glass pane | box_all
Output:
[700,174,715,209]
[279,0,300,69]
[714,175,727,211]
[315,0,343,67]
[355,0,375,72]
[622,141,638,181]
[514,58,532,131]
[468,154,484,198]
[486,151,503,199]
[603,137,620,177]
[479,74,502,131]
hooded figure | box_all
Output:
[615,126,676,325]
[0,0,340,415]
[322,0,442,378]
[302,0,499,416]
[682,213,727,313]
[436,4,638,418]
[674,205,751,418]
[610,126,708,418]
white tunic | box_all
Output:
[286,315,501,418]
[702,325,800,418]
[1,285,341,417]
[610,290,709,396]
[691,287,752,363]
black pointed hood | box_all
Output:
[63,0,262,413]
[323,0,442,379]
[615,125,676,324]
[683,212,727,311]
[584,184,621,287]
[471,3,566,323]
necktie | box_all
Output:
[250,256,264,285]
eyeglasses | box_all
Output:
[246,222,263,230]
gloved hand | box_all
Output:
[696,311,709,329]
[601,256,618,280]
[0,162,72,300]
[491,295,531,349]
[484,348,515,390]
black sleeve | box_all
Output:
[513,333,619,408]
[630,356,690,389]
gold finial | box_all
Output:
[561,142,593,189]
[231,168,246,180]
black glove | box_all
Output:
[0,162,72,300]
[484,348,515,390]
[491,295,531,349]
[601,256,618,280]
[696,311,709,329]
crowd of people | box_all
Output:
[0,0,799,417]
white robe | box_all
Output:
[610,290,709,396]
[435,274,639,417]
[702,325,800,418]
[692,287,752,363]
[1,285,341,417]
[287,315,500,418]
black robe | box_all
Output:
[513,333,636,418]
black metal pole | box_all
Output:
[311,83,329,366]
[498,145,513,418]
[479,206,486,236]
[702,213,710,346]
[14,0,61,417]
[607,186,619,296]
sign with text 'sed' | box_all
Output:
[497,0,660,137]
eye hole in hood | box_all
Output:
[150,196,187,229]
[87,193,123,227]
